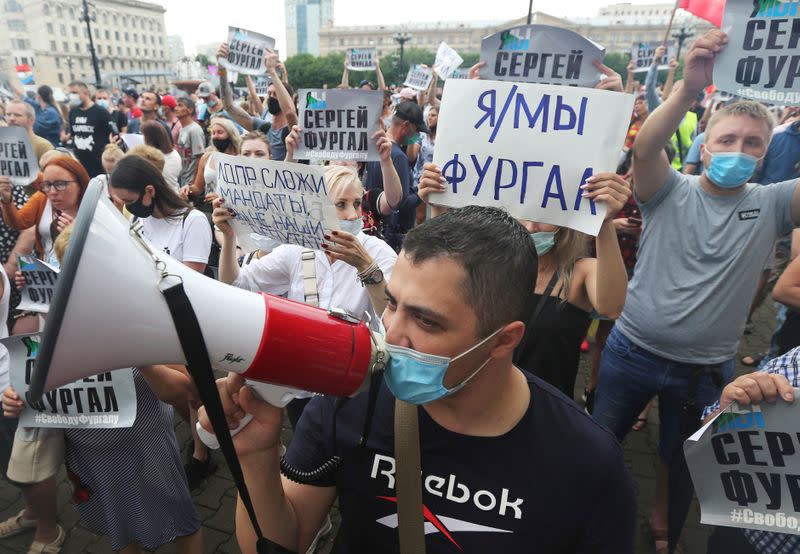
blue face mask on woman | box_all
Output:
[705,150,760,189]
[381,321,503,405]
[531,231,556,256]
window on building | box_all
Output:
[74,42,79,52]
[131,18,136,29]
[47,23,54,33]
[105,30,110,40]
[55,57,61,68]
[72,25,78,37]
[127,46,131,56]
[103,13,108,24]
[50,40,56,50]
[4,0,22,12]
[111,59,115,69]
[135,47,140,56]
[58,73,64,84]
[62,41,68,51]
[133,33,138,42]
[115,31,120,40]
[117,46,122,55]
[60,24,66,36]
[69,7,74,18]
[158,37,163,45]
[99,59,105,69]
[79,58,85,69]
[42,3,49,15]
[113,14,118,25]
[125,32,130,41]
[56,6,62,17]
[7,19,25,31]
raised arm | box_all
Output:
[644,46,665,112]
[340,60,350,89]
[217,43,255,131]
[375,54,387,91]
[266,49,298,127]
[423,69,440,108]
[246,75,265,117]
[277,60,290,87]
[633,30,728,202]
[662,57,679,100]
[374,130,403,215]
[624,60,636,94]
[0,183,43,231]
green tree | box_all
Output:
[195,53,210,68]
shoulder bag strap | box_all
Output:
[394,399,426,554]
[301,249,319,307]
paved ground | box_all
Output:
[0,302,778,553]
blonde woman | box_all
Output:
[180,116,242,210]
[419,163,631,398]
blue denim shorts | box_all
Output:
[593,327,734,460]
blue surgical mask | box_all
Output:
[531,231,556,256]
[382,323,503,405]
[96,99,109,110]
[338,218,363,235]
[705,150,760,189]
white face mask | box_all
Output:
[338,218,363,235]
[68,93,81,108]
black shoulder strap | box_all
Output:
[161,282,293,554]
[513,272,560,366]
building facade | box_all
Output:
[0,0,171,91]
[318,3,712,58]
[286,0,334,56]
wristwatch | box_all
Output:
[361,267,384,286]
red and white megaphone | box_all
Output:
[29,181,388,446]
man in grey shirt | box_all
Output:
[592,29,800,551]
[174,97,206,187]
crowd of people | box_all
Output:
[0,26,797,554]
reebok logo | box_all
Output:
[738,209,760,221]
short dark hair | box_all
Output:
[402,206,538,336]
[68,81,89,91]
[142,91,161,105]
[177,97,195,115]
[37,85,54,103]
[110,155,189,220]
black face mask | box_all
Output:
[126,190,154,218]
[267,96,281,115]
[212,138,232,152]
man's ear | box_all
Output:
[489,321,525,359]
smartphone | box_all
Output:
[627,217,642,226]
[108,120,128,153]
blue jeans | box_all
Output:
[593,328,734,460]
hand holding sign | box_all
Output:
[719,372,795,412]
[212,197,235,238]
[374,129,392,164]
[217,42,229,61]
[285,125,302,163]
[0,176,12,204]
[580,173,632,221]
[594,60,624,92]
[652,45,667,67]
[684,30,730,99]
[321,230,373,273]
[265,49,279,73]
[2,386,23,417]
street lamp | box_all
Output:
[393,31,412,76]
[80,0,102,87]
[672,25,695,60]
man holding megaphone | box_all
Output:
[199,206,637,554]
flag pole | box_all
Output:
[663,0,680,45]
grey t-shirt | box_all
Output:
[616,169,797,364]
[176,121,206,187]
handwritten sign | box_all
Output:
[404,65,433,91]
[346,48,377,71]
[432,79,633,236]
[433,42,464,80]
[220,27,276,76]
[685,392,800,534]
[295,89,383,162]
[713,0,800,106]
[480,24,606,88]
[0,126,39,187]
[215,153,339,252]
[5,334,136,429]
[17,255,58,313]
[631,40,678,72]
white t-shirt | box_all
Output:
[233,233,397,328]
[163,150,182,192]
[0,266,12,391]
[140,209,212,264]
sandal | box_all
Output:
[741,354,763,367]
[27,525,65,554]
[632,417,648,431]
[651,522,685,554]
[0,509,37,538]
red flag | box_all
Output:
[678,0,726,27]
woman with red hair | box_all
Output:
[0,155,89,266]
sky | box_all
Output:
[163,0,668,57]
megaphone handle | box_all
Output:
[196,382,311,450]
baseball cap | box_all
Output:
[161,94,176,109]
[196,82,213,98]
[398,87,416,100]
[394,102,428,134]
[122,87,139,100]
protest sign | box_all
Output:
[685,392,800,534]
[220,27,276,76]
[448,68,471,80]
[433,42,464,80]
[431,79,633,236]
[120,133,144,150]
[295,89,383,162]
[5,334,136,429]
[631,40,678,72]
[713,0,800,105]
[17,255,58,313]
[346,48,377,71]
[215,153,339,253]
[0,126,39,187]
[404,65,434,91]
[255,76,271,96]
[480,24,606,88]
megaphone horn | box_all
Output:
[30,180,387,404]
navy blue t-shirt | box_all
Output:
[285,372,636,553]
[364,143,419,241]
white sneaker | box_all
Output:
[305,515,333,554]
